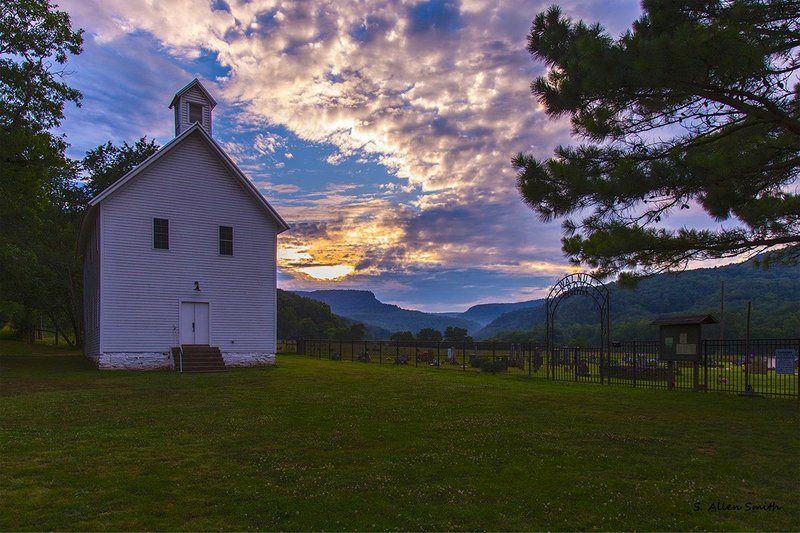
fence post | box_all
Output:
[667,361,675,390]
[574,346,579,382]
[379,341,382,364]
[462,341,466,371]
[703,339,708,392]
[528,344,532,377]
[600,343,604,385]
[632,340,637,389]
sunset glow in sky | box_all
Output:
[57,0,646,311]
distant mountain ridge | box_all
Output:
[292,290,491,335]
[455,299,545,325]
[289,257,799,341]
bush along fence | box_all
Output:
[288,338,800,400]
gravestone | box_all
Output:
[532,351,543,373]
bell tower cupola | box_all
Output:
[169,78,217,137]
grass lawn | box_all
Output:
[1,342,798,531]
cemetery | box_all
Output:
[294,276,799,399]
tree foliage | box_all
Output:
[515,0,800,279]
[444,326,472,343]
[417,327,443,341]
[82,137,159,197]
[389,330,415,341]
[0,0,83,132]
[0,0,84,342]
[278,290,365,340]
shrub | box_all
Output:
[480,359,508,373]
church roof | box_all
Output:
[78,123,289,253]
[168,78,217,109]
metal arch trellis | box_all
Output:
[545,273,611,382]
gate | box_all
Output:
[545,273,610,384]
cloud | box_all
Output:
[60,0,645,307]
[253,132,288,155]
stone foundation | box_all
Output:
[90,350,275,370]
[95,351,173,370]
[222,351,276,367]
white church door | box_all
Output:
[180,302,209,345]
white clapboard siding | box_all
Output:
[82,215,101,359]
[99,131,279,353]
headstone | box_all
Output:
[577,361,590,376]
[532,352,543,372]
[775,349,797,375]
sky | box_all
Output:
[56,0,648,312]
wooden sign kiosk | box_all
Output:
[652,314,719,390]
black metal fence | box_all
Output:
[291,338,800,399]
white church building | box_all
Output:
[79,79,289,370]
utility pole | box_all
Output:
[720,280,725,346]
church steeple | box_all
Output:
[168,79,217,137]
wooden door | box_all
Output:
[180,302,210,344]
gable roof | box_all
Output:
[168,78,217,109]
[651,314,719,326]
[78,123,289,253]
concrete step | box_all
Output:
[172,345,226,372]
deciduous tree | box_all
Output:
[0,0,83,340]
[82,137,159,197]
[417,327,443,342]
[390,331,415,341]
[444,326,471,343]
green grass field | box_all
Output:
[1,341,798,531]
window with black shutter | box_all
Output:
[153,218,169,250]
[219,225,233,256]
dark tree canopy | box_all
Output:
[83,137,160,197]
[0,0,84,343]
[443,326,471,343]
[0,0,83,133]
[515,0,800,280]
[417,327,443,341]
[390,330,415,341]
[1,0,84,231]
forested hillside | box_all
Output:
[277,290,387,340]
[477,260,800,343]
